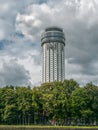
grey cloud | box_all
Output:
[30,54,41,65]
[0,0,47,40]
[0,33,38,58]
[0,0,98,86]
[0,19,13,40]
[0,60,31,86]
[15,0,98,84]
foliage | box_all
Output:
[0,80,98,125]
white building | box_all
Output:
[41,27,65,83]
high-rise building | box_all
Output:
[41,27,65,83]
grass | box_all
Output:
[0,125,98,129]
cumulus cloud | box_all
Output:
[0,0,47,40]
[0,60,30,87]
[14,0,98,85]
[0,0,98,86]
[17,54,41,86]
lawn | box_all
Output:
[0,125,98,130]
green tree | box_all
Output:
[0,86,17,124]
[37,80,79,125]
[63,79,79,118]
[16,87,33,125]
[3,104,17,124]
[71,83,98,123]
[32,86,44,124]
[0,88,3,124]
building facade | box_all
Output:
[41,27,65,83]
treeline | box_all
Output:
[0,79,98,125]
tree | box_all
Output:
[0,88,3,124]
[71,83,98,124]
[0,86,17,124]
[0,80,98,125]
[32,87,44,124]
[3,104,17,124]
[16,87,33,125]
[63,79,79,118]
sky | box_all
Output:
[0,0,98,87]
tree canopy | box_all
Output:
[0,79,98,125]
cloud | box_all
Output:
[0,0,47,40]
[17,54,41,86]
[0,59,30,86]
[76,0,98,25]
[0,0,98,86]
[0,19,13,40]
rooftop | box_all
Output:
[45,26,63,32]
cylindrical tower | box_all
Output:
[41,27,65,83]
